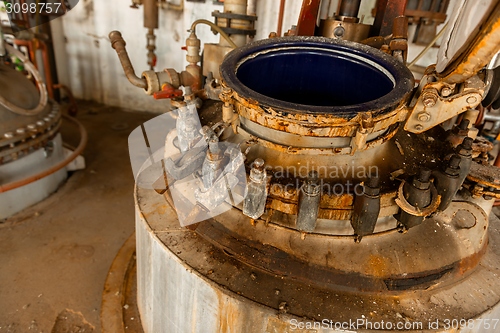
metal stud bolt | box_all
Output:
[417,112,431,122]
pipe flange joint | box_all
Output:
[165,68,181,88]
[395,180,441,217]
[142,70,160,95]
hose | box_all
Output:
[408,22,448,68]
[0,115,88,193]
[0,44,48,116]
[190,19,238,49]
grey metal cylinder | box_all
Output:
[338,0,362,18]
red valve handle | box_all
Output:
[153,83,183,100]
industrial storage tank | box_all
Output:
[108,0,500,331]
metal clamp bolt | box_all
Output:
[441,87,453,97]
[422,89,438,107]
[417,112,431,122]
[467,96,478,105]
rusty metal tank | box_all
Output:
[134,36,500,332]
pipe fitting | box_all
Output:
[434,155,462,212]
[422,88,439,107]
[351,175,381,242]
[181,65,203,91]
[186,32,202,64]
[296,171,321,232]
[164,68,181,88]
[396,168,433,230]
[109,31,148,90]
[142,70,160,95]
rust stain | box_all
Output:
[265,316,291,332]
[154,203,167,215]
[231,90,407,138]
[443,6,500,84]
[457,240,488,275]
[217,291,240,333]
[268,185,398,221]
[366,255,390,278]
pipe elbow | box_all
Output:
[109,31,148,90]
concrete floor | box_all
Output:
[0,101,157,333]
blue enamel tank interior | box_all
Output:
[236,49,395,107]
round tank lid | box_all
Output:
[221,36,414,119]
[0,64,49,135]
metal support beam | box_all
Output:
[296,0,322,36]
[371,0,408,37]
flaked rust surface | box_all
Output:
[441,1,500,84]
[245,123,400,156]
[467,161,500,190]
[232,91,410,138]
[267,184,397,221]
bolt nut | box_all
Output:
[417,112,431,122]
[414,124,424,131]
[441,87,453,97]
[467,96,478,105]
[252,158,265,170]
[4,132,14,139]
[333,26,345,38]
[422,89,438,107]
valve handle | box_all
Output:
[153,83,183,100]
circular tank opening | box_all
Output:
[221,37,414,117]
[236,48,395,107]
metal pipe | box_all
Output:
[143,0,159,30]
[408,22,448,68]
[484,113,500,123]
[0,115,88,193]
[109,31,148,89]
[338,0,361,18]
[277,0,286,36]
[296,0,322,36]
[190,20,238,48]
[143,0,158,69]
[370,0,408,37]
[39,41,55,99]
